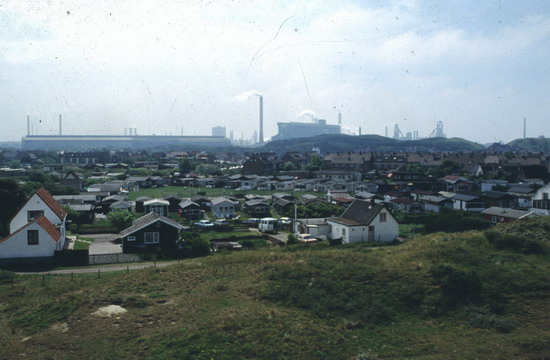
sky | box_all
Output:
[1,0,550,145]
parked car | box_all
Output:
[193,220,215,229]
[214,219,230,226]
[296,233,318,243]
[242,218,261,227]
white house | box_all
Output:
[326,200,399,243]
[10,187,67,242]
[0,216,62,259]
[210,197,236,218]
[1,188,67,260]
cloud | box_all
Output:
[1,0,550,143]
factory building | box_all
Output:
[21,135,231,150]
[271,118,341,141]
[212,126,227,137]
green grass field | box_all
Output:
[1,217,549,359]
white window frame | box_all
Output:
[127,236,136,242]
[144,232,160,244]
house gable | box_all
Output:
[0,216,61,259]
[10,188,67,233]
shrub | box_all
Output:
[465,307,517,333]
[485,230,548,255]
[432,264,481,306]
[287,233,298,245]
[107,210,136,232]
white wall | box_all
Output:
[327,210,398,243]
[369,210,399,242]
[10,193,63,232]
[0,222,58,259]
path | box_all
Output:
[17,261,176,275]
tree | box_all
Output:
[282,161,297,172]
[107,210,136,232]
[305,154,324,171]
[179,159,195,174]
[0,179,27,236]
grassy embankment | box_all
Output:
[1,217,549,359]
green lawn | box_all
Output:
[72,236,95,250]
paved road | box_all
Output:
[84,233,123,255]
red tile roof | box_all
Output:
[0,216,61,244]
[36,187,67,221]
[37,216,61,242]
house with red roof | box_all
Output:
[0,188,67,262]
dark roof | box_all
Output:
[331,200,384,226]
[119,212,184,237]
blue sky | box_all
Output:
[1,0,549,144]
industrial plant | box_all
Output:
[21,115,230,150]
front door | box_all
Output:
[368,226,375,241]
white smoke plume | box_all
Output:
[236,90,262,102]
[340,125,359,135]
[295,109,316,120]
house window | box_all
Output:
[156,221,162,228]
[27,210,44,222]
[27,230,39,245]
[342,228,346,236]
[127,236,136,242]
[379,213,387,222]
[144,232,160,244]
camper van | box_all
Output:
[258,217,279,234]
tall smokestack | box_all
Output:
[524,117,526,139]
[259,96,264,143]
[27,115,30,136]
[59,114,62,136]
[338,112,342,125]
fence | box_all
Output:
[88,253,141,265]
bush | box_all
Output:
[180,235,211,258]
[287,233,298,245]
[465,307,517,333]
[107,211,136,232]
[485,230,548,255]
[432,264,481,306]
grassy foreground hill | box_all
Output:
[1,218,550,359]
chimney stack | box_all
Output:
[59,114,62,136]
[259,96,264,143]
[27,115,30,136]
